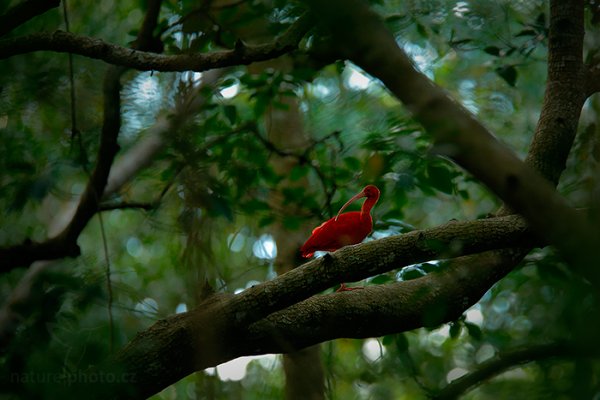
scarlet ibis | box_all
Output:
[300,185,380,291]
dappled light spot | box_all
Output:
[401,43,437,79]
[497,366,529,381]
[138,74,159,101]
[465,306,484,326]
[346,66,371,90]
[227,231,246,252]
[175,303,187,314]
[475,343,496,364]
[180,71,202,85]
[134,297,158,317]
[426,325,450,357]
[453,2,470,18]
[121,72,165,138]
[252,234,277,260]
[459,80,479,114]
[208,355,278,381]
[312,82,332,97]
[220,82,239,99]
[362,338,386,362]
[245,280,261,289]
[126,236,144,258]
[446,367,468,383]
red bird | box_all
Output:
[300,185,380,291]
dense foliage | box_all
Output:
[1,0,600,399]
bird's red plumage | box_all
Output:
[300,211,372,257]
[300,185,380,258]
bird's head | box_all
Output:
[335,185,381,221]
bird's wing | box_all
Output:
[303,212,368,252]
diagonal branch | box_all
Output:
[0,65,123,272]
[302,0,600,284]
[0,0,60,37]
[223,215,534,329]
[0,14,312,72]
[81,216,534,399]
[0,1,165,273]
[431,341,598,400]
[242,250,525,353]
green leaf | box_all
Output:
[495,65,518,87]
[427,164,454,194]
[382,335,394,346]
[400,267,425,281]
[241,199,269,213]
[258,215,276,227]
[420,262,439,273]
[449,322,461,339]
[282,187,305,204]
[394,333,409,352]
[343,156,361,171]
[223,105,237,125]
[465,322,483,340]
[181,13,213,34]
[535,12,546,27]
[253,93,270,117]
[282,215,302,230]
[483,46,501,56]
[449,38,473,47]
[370,274,394,284]
[515,28,537,37]
[416,22,428,38]
[289,165,309,181]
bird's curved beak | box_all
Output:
[334,189,367,221]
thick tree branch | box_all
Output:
[526,0,586,186]
[79,216,534,399]
[431,341,598,400]
[0,0,60,37]
[94,248,526,399]
[0,14,312,71]
[302,0,600,284]
[219,215,534,329]
[243,250,524,352]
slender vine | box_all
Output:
[63,0,114,352]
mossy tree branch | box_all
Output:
[86,216,533,399]
[0,14,312,71]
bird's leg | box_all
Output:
[336,283,363,292]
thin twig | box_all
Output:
[430,341,592,400]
